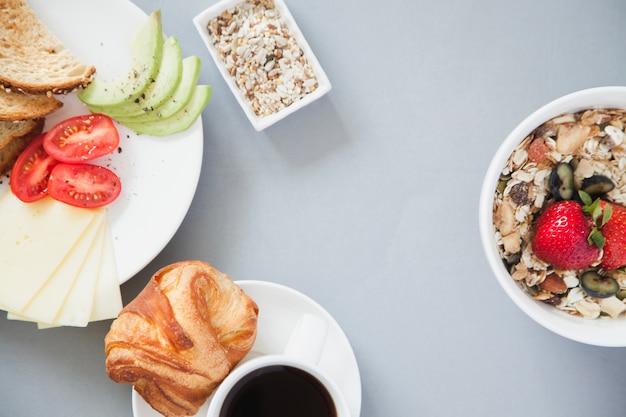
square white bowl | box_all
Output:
[193,0,332,131]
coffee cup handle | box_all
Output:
[283,313,329,365]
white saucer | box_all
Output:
[132,280,362,417]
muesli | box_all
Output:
[206,0,319,117]
[493,108,626,319]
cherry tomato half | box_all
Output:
[42,114,120,163]
[47,163,122,208]
[10,134,60,202]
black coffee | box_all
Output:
[219,365,337,417]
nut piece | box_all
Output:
[556,123,591,154]
[494,200,516,236]
[501,231,521,254]
[539,273,567,294]
[598,296,626,319]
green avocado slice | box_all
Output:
[89,36,182,117]
[78,10,164,108]
[113,55,200,123]
[123,85,211,136]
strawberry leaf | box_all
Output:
[580,190,612,249]
[582,197,601,221]
[579,190,593,206]
[588,227,606,248]
[602,204,612,226]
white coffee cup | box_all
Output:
[206,313,351,417]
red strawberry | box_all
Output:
[532,200,600,270]
[599,201,626,270]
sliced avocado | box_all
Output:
[123,85,211,136]
[113,55,200,123]
[92,36,183,117]
[78,10,164,108]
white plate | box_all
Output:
[12,0,204,284]
[132,280,362,417]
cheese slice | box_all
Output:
[89,216,123,322]
[0,192,98,312]
[39,220,105,327]
[17,213,104,323]
[18,216,121,329]
[49,225,104,326]
[47,216,122,327]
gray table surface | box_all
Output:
[4,0,626,416]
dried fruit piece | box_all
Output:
[509,182,532,206]
[549,162,575,200]
[580,271,619,298]
[580,175,615,198]
[527,138,549,163]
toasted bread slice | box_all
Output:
[0,0,95,94]
[0,88,63,121]
[0,118,44,176]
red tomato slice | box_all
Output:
[10,134,60,202]
[47,163,122,208]
[42,114,120,163]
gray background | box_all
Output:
[3,0,626,416]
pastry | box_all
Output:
[104,260,258,417]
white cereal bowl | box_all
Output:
[479,86,626,347]
[193,0,332,131]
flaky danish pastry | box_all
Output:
[104,260,258,417]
